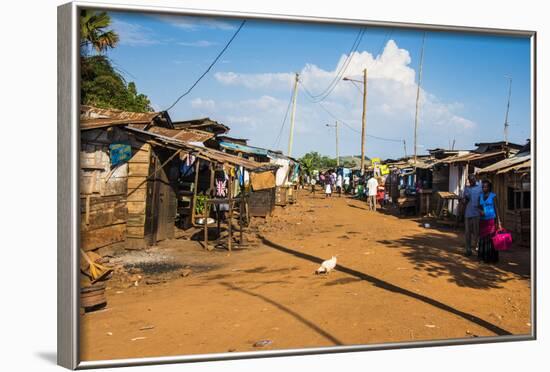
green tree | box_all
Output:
[80,10,119,55]
[79,10,152,112]
[300,151,337,171]
[81,56,152,112]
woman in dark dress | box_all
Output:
[478,180,502,263]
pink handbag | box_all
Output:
[492,229,513,251]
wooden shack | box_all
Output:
[477,148,531,247]
[80,106,277,251]
[80,106,176,249]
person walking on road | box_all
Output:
[336,173,343,197]
[325,179,332,198]
[366,175,379,211]
[310,176,317,195]
[462,174,482,256]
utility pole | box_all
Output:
[413,33,426,163]
[403,140,407,158]
[335,121,340,167]
[504,76,512,145]
[361,68,367,174]
[342,70,367,173]
[327,121,340,166]
[287,73,299,157]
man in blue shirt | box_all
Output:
[462,174,482,256]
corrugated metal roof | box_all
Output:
[441,150,506,164]
[219,141,270,156]
[123,126,278,172]
[478,153,531,174]
[496,160,531,174]
[147,126,214,143]
[412,158,441,169]
[172,117,229,134]
[80,105,161,130]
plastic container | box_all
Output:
[492,229,513,251]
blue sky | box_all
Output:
[102,11,532,159]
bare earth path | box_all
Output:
[81,190,531,361]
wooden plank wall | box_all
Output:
[488,172,530,246]
[249,188,275,217]
[80,128,129,251]
[126,137,152,242]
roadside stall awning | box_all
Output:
[441,151,506,165]
[123,126,279,172]
[477,153,531,174]
[219,141,270,156]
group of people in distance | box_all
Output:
[307,170,384,212]
[462,174,502,263]
[312,170,345,197]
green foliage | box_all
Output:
[195,194,209,215]
[81,56,152,112]
[80,10,119,55]
[299,152,337,171]
[79,10,152,113]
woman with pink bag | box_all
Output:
[477,180,502,263]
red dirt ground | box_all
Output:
[80,190,531,361]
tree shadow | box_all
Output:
[376,205,425,221]
[377,231,530,289]
[220,282,343,345]
[259,235,512,336]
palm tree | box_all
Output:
[80,10,119,55]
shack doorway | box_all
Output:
[144,148,177,245]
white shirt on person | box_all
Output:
[367,177,379,196]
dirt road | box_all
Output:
[81,190,531,361]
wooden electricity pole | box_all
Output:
[413,33,426,163]
[287,73,300,157]
[334,121,340,166]
[326,121,340,166]
[360,68,367,174]
[504,76,512,145]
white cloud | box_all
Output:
[111,19,160,46]
[190,98,216,110]
[214,71,294,90]
[178,40,218,48]
[213,39,476,140]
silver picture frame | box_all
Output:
[58,1,537,369]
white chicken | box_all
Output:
[315,255,338,275]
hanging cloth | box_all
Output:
[214,170,228,198]
[180,154,196,177]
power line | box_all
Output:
[335,29,393,90]
[299,81,402,143]
[308,28,364,98]
[273,87,294,149]
[303,29,366,104]
[375,29,393,57]
[164,20,246,112]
